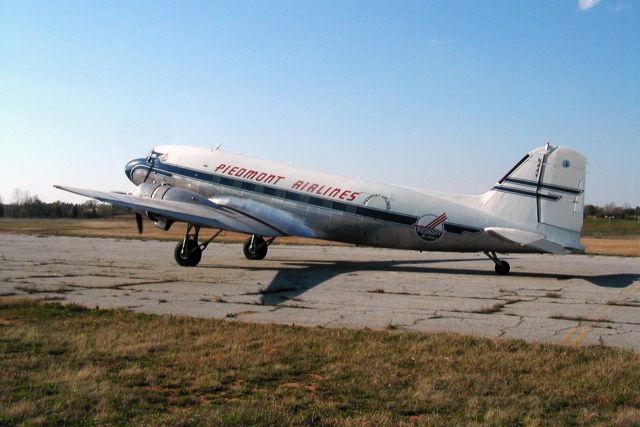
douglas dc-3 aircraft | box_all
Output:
[55,143,586,275]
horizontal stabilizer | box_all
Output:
[485,227,569,255]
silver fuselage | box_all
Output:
[125,145,538,254]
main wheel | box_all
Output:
[495,260,510,275]
[174,239,202,267]
[243,236,268,260]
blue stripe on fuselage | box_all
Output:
[137,159,482,235]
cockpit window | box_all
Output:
[146,150,165,162]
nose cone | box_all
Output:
[124,159,143,183]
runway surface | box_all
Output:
[1,234,639,351]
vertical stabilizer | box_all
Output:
[483,144,586,234]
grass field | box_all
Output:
[1,217,638,256]
[0,217,334,245]
[582,217,640,238]
[1,298,639,426]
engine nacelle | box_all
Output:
[132,183,211,231]
[133,183,208,204]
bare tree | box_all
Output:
[12,188,31,205]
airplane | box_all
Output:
[55,143,586,275]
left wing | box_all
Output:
[54,185,313,238]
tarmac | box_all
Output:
[1,234,639,351]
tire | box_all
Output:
[495,260,510,275]
[174,239,202,267]
[243,236,268,260]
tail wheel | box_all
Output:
[174,238,202,267]
[243,236,268,260]
[484,251,511,275]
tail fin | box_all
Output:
[483,144,586,240]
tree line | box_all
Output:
[0,190,129,219]
[584,203,640,220]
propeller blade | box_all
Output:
[143,156,155,183]
[135,213,143,234]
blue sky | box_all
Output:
[1,0,638,206]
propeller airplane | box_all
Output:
[56,143,586,275]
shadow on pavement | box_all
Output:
[201,257,639,305]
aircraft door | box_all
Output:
[361,194,392,245]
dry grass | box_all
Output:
[581,238,640,257]
[582,217,640,238]
[580,218,640,256]
[471,302,507,314]
[606,300,640,308]
[550,314,613,323]
[1,298,639,425]
[0,218,342,246]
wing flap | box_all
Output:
[54,185,285,237]
[211,196,316,238]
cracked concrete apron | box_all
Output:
[1,234,639,351]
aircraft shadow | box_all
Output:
[201,258,639,305]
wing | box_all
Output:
[54,185,312,237]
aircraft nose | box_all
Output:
[124,160,138,183]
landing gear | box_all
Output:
[494,260,510,275]
[484,251,511,275]
[173,224,222,267]
[243,235,273,260]
[174,238,201,267]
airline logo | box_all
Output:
[414,213,448,242]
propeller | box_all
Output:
[135,212,144,234]
[142,154,156,183]
[136,150,162,233]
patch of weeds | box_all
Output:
[246,287,298,295]
[550,314,613,323]
[606,300,640,307]
[42,296,65,301]
[285,304,311,310]
[14,286,42,295]
[472,302,506,314]
[545,292,562,298]
[47,302,88,315]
